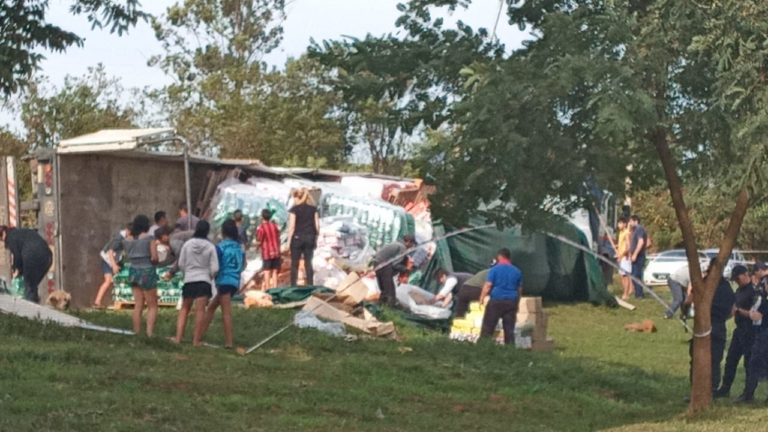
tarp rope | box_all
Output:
[544,231,691,333]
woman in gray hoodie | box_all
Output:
[172,220,219,347]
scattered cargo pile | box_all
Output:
[449,297,555,351]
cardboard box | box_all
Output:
[303,296,395,336]
[518,297,543,314]
[335,272,369,305]
[517,311,548,341]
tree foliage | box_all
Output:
[309,8,502,174]
[405,0,768,411]
[150,0,346,166]
[20,65,136,150]
[0,0,146,96]
[634,186,768,253]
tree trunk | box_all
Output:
[652,128,750,413]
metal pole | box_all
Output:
[182,137,193,230]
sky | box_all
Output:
[0,0,528,132]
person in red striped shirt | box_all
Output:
[256,209,281,290]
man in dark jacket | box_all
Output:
[715,265,756,397]
[0,226,53,303]
[687,259,735,394]
[736,279,768,403]
[373,235,415,306]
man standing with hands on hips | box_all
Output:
[479,248,523,345]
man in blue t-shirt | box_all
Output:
[479,248,523,345]
[629,215,648,299]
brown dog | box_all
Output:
[46,290,71,310]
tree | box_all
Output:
[150,0,346,165]
[150,0,280,155]
[0,0,146,96]
[221,56,348,167]
[410,0,768,412]
[309,11,502,174]
[21,65,136,150]
[634,186,768,253]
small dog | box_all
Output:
[46,290,71,310]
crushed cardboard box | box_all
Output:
[303,296,395,337]
[335,272,370,306]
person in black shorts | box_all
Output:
[171,220,219,347]
[202,219,244,349]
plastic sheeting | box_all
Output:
[316,216,374,272]
[422,220,613,304]
[396,284,452,320]
[320,194,415,250]
[294,310,347,337]
[209,179,289,243]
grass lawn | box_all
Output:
[1,284,767,431]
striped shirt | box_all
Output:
[256,221,281,260]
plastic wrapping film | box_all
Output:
[316,215,374,272]
[320,194,415,251]
[112,264,183,304]
[209,179,289,244]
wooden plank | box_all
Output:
[615,296,637,311]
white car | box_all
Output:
[702,249,750,279]
[643,249,709,287]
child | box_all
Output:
[202,219,244,349]
[153,226,176,268]
[172,220,219,347]
[256,208,281,290]
[93,222,131,308]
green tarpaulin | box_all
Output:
[266,286,334,304]
[423,221,614,305]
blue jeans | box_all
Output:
[632,255,645,298]
[666,280,685,318]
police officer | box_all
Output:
[686,258,735,397]
[736,273,768,403]
[753,262,768,296]
[714,265,756,398]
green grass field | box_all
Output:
[1,285,767,431]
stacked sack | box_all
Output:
[449,302,500,343]
[321,194,414,250]
[112,264,184,305]
[316,216,373,271]
[449,296,555,351]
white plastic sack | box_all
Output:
[312,259,348,290]
[294,310,346,337]
[240,256,264,288]
[395,284,452,320]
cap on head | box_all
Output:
[731,264,749,281]
[754,262,768,273]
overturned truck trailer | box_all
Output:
[12,129,255,308]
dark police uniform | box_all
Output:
[689,277,735,391]
[737,291,768,402]
[717,282,757,395]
